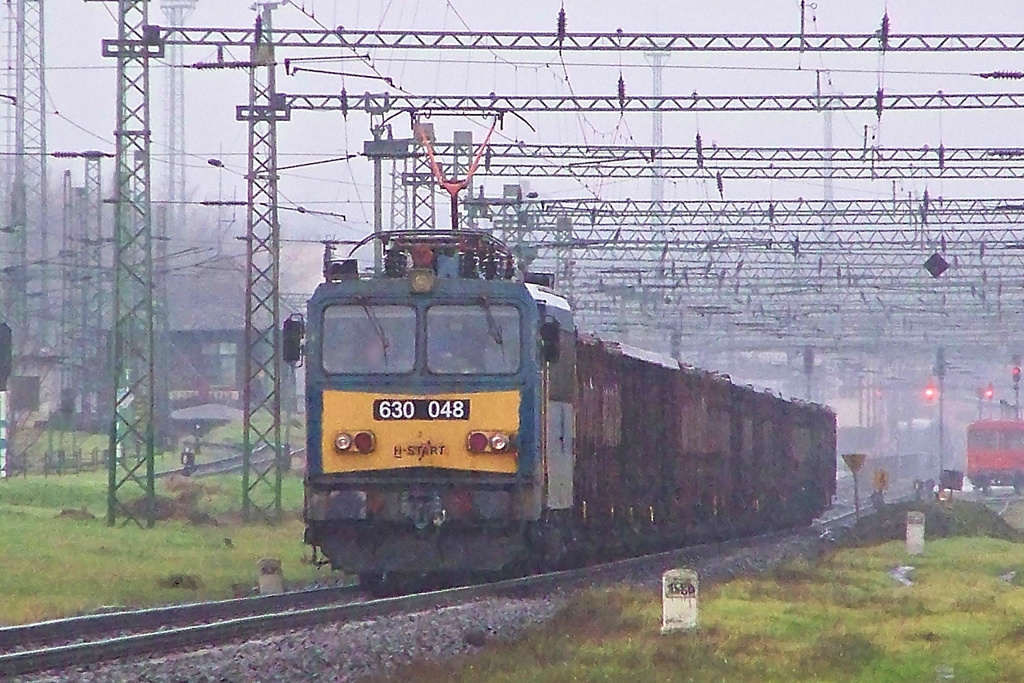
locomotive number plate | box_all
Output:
[373,398,470,421]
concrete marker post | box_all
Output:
[661,568,698,633]
[906,511,925,556]
[258,557,284,595]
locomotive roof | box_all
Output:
[525,283,571,312]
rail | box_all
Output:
[155,443,303,479]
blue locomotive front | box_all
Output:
[296,232,575,585]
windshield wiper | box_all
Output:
[479,296,504,346]
[357,299,389,361]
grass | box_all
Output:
[378,503,1024,683]
[0,470,337,625]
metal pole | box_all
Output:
[242,2,284,522]
[938,374,945,475]
[853,471,860,519]
[936,346,946,477]
[373,154,383,274]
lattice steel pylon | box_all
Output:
[7,0,46,349]
[58,171,83,455]
[105,0,160,527]
[239,2,285,522]
[160,0,195,242]
[80,153,108,428]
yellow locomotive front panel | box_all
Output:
[320,389,520,474]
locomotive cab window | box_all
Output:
[321,304,416,374]
[427,304,521,375]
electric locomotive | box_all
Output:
[292,231,573,586]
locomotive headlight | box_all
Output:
[490,432,510,452]
[334,432,353,452]
[409,268,435,294]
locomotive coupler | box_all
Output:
[401,492,448,530]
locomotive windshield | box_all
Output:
[322,304,416,374]
[427,304,521,375]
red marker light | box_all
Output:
[467,431,489,453]
[353,431,376,454]
[410,243,435,268]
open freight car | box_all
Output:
[296,230,837,587]
[573,337,836,559]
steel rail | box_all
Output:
[0,585,360,654]
[160,27,1024,52]
[0,505,870,677]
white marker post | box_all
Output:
[0,389,7,479]
[906,511,925,556]
[661,568,699,633]
[0,322,10,479]
[257,558,284,595]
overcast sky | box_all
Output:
[42,1,1024,253]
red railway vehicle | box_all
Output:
[966,420,1024,492]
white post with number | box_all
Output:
[661,568,699,633]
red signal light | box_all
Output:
[924,382,937,402]
[1014,366,1022,386]
[985,383,995,400]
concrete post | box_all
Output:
[257,557,284,595]
[661,568,698,633]
[906,511,925,556]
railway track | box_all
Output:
[0,585,362,677]
[0,505,869,679]
[155,443,301,479]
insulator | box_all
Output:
[556,8,567,43]
[875,88,884,120]
[340,87,349,119]
[716,171,724,198]
[879,12,890,51]
[617,74,626,109]
[695,132,704,168]
[937,144,945,170]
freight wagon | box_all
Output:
[290,231,837,589]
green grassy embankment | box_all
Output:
[385,500,1024,682]
[0,471,334,625]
